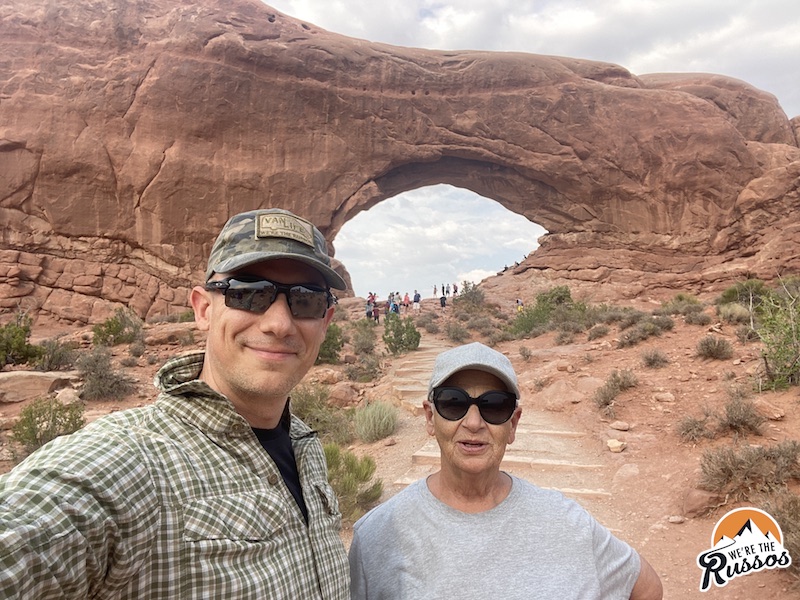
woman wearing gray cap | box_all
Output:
[349,342,662,600]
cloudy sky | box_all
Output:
[266,0,800,299]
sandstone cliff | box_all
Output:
[1,0,798,323]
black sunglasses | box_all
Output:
[430,386,517,425]
[205,276,335,319]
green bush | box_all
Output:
[34,338,77,371]
[350,319,377,355]
[735,325,760,344]
[454,281,485,308]
[617,319,663,348]
[696,335,734,360]
[11,396,86,457]
[317,323,344,364]
[758,291,800,388]
[92,308,143,346]
[291,383,353,445]
[77,347,135,401]
[0,313,42,366]
[519,346,532,361]
[324,443,383,523]
[382,313,421,355]
[354,401,398,442]
[717,279,773,311]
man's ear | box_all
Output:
[423,399,436,436]
[189,286,213,331]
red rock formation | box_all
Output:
[0,0,798,323]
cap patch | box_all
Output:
[256,213,315,248]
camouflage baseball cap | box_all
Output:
[205,208,346,289]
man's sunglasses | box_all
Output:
[205,276,335,319]
[430,386,517,425]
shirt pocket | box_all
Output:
[182,492,287,541]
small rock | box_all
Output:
[609,420,630,431]
[607,439,627,453]
[653,391,675,403]
[668,515,686,524]
[384,437,397,447]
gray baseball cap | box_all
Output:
[205,208,346,290]
[428,342,520,399]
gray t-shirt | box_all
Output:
[349,476,640,600]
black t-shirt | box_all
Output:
[252,410,309,523]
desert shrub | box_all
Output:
[148,310,195,324]
[758,290,800,388]
[77,347,134,401]
[119,357,138,368]
[587,324,610,341]
[650,315,674,331]
[354,401,398,442]
[345,355,382,383]
[34,338,77,371]
[641,348,669,368]
[677,414,715,443]
[423,321,440,334]
[519,346,532,361]
[593,369,638,415]
[465,315,495,335]
[128,341,146,358]
[455,281,485,308]
[147,354,159,365]
[415,312,438,327]
[510,286,574,337]
[92,308,143,346]
[291,383,353,445]
[594,305,638,325]
[554,330,574,345]
[717,302,752,324]
[350,319,377,355]
[446,322,470,343]
[617,319,663,348]
[696,335,734,360]
[735,325,760,344]
[684,311,712,326]
[718,393,765,436]
[486,330,514,347]
[655,293,703,316]
[761,489,800,579]
[0,313,42,366]
[717,279,773,312]
[11,396,85,457]
[617,311,647,331]
[382,313,421,355]
[324,443,383,524]
[699,441,800,500]
[316,323,344,364]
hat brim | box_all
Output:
[209,252,347,290]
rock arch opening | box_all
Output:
[333,184,547,299]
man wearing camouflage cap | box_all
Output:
[0,209,349,598]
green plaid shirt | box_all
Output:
[0,352,349,599]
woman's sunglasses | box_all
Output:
[205,276,335,319]
[430,386,517,425]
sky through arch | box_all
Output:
[333,185,547,300]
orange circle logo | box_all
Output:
[711,507,783,546]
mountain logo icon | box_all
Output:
[697,507,792,591]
